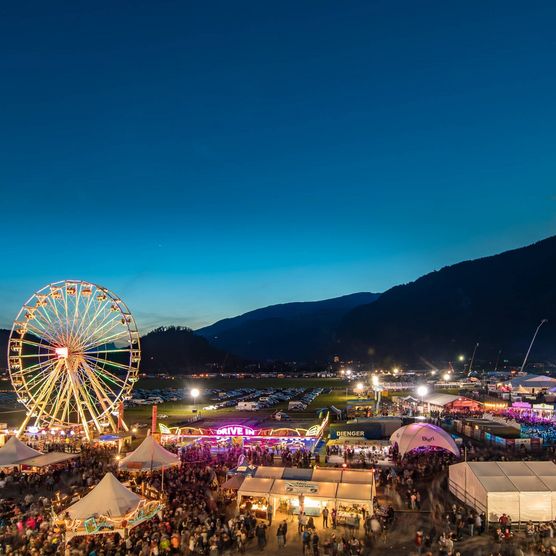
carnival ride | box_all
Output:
[8,280,140,440]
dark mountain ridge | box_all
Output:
[196,292,380,361]
[337,235,556,365]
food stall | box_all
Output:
[270,479,338,517]
[236,477,273,520]
[335,483,374,526]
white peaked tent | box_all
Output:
[59,472,163,540]
[0,436,42,466]
[390,423,459,457]
[119,434,179,471]
[65,472,142,519]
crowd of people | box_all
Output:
[0,438,377,556]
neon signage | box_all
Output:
[215,425,256,436]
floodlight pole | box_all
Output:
[468,342,479,374]
[520,319,548,373]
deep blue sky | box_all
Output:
[1,1,555,330]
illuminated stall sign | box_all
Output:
[215,425,256,436]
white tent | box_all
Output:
[449,461,556,522]
[336,482,373,505]
[19,452,78,468]
[0,436,42,466]
[509,374,556,392]
[237,477,274,498]
[119,435,179,471]
[390,423,459,457]
[58,472,163,540]
[64,472,142,520]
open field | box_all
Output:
[0,376,354,429]
[127,377,352,427]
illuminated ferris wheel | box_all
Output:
[8,280,140,439]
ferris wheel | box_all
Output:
[8,280,140,439]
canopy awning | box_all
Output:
[336,482,373,503]
[20,452,78,467]
[237,477,274,497]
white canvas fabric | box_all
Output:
[119,435,179,471]
[0,436,42,466]
[449,461,556,522]
[64,473,141,519]
[390,423,459,456]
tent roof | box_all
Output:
[19,452,78,467]
[422,393,463,406]
[390,423,459,457]
[254,466,284,479]
[119,435,179,471]
[238,477,274,497]
[336,482,373,502]
[282,468,313,480]
[64,473,142,520]
[340,470,374,484]
[312,468,343,482]
[0,436,43,466]
[525,462,556,476]
[221,475,245,490]
[509,374,556,388]
[452,461,556,493]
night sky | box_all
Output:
[1,1,555,330]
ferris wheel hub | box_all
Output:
[55,346,69,358]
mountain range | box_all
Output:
[197,235,556,365]
[337,235,556,366]
[196,292,380,361]
[1,235,556,370]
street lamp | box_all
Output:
[442,372,451,382]
[416,385,428,415]
[191,388,200,411]
[371,375,382,411]
[458,354,465,362]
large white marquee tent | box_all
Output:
[449,461,556,522]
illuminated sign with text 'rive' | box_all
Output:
[215,425,256,436]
